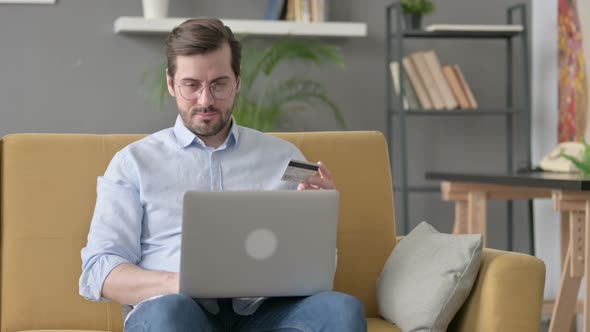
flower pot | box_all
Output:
[403,14,422,30]
[142,0,169,19]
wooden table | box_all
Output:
[426,171,590,332]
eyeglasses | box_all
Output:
[173,79,236,101]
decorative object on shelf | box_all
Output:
[539,141,585,173]
[400,0,434,30]
[559,140,590,175]
[142,0,169,19]
[142,38,347,131]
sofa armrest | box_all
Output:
[449,248,546,332]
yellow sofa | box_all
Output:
[0,131,544,332]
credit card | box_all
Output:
[281,159,320,183]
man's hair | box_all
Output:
[165,17,242,80]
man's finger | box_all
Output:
[307,175,335,190]
[317,161,333,180]
[297,181,310,190]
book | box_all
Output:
[310,0,327,22]
[279,0,289,19]
[422,50,458,110]
[452,65,478,108]
[424,24,524,33]
[319,0,327,22]
[292,0,312,22]
[442,65,470,109]
[402,57,432,109]
[390,62,419,109]
[389,62,410,109]
[294,0,301,21]
[311,0,320,22]
[265,0,287,20]
[286,0,295,21]
[410,52,445,109]
[300,0,311,22]
[402,66,420,109]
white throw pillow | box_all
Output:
[376,221,482,332]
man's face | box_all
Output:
[167,43,240,141]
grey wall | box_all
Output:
[0,0,532,250]
[532,0,558,302]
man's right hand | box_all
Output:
[102,263,179,306]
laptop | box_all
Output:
[180,190,340,299]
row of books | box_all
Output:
[265,0,329,22]
[390,50,478,110]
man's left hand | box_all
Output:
[297,161,335,190]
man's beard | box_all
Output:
[181,105,232,137]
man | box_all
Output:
[79,17,366,332]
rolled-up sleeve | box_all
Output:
[79,151,144,301]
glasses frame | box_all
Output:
[172,79,238,101]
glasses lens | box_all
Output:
[211,82,233,100]
[177,81,234,100]
[179,82,203,100]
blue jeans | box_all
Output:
[124,291,367,332]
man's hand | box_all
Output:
[168,272,180,294]
[102,263,179,305]
[297,161,335,190]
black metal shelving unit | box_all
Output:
[385,3,531,251]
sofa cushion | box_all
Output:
[367,317,402,331]
[376,221,482,332]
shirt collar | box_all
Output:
[173,115,240,149]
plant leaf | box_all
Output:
[581,137,590,165]
[252,38,344,78]
[560,153,590,175]
[141,59,169,111]
[267,78,347,129]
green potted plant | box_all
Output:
[142,38,347,132]
[401,0,435,30]
[235,38,346,131]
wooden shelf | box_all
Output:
[396,30,522,39]
[390,108,520,116]
[0,0,55,3]
[114,17,367,37]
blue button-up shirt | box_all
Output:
[79,116,304,316]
